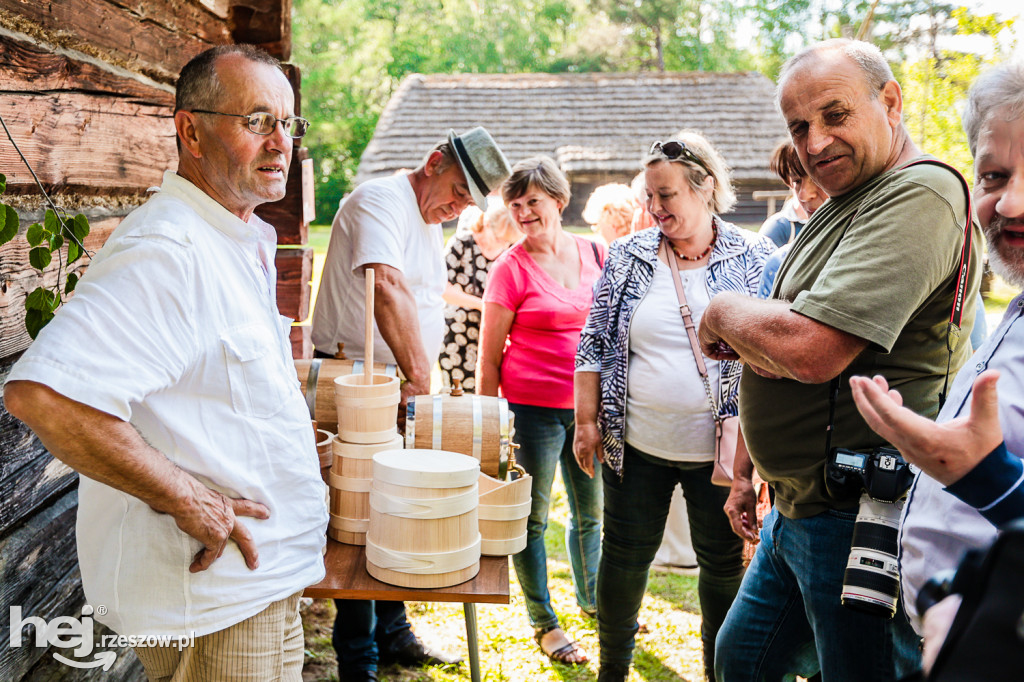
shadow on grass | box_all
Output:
[634,646,693,681]
[645,572,700,614]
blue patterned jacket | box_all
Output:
[575,220,775,476]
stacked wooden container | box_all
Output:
[327,373,402,545]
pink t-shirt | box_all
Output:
[484,234,605,409]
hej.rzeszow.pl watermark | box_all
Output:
[9,605,195,670]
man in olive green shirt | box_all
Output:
[697,39,981,681]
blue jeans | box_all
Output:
[715,507,922,681]
[508,402,603,630]
[600,444,743,676]
[332,599,413,675]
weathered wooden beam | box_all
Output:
[275,246,312,322]
[0,0,230,84]
[0,92,175,196]
[0,489,79,678]
[290,324,311,359]
[0,217,118,359]
[0,29,175,104]
[229,0,292,61]
[255,147,312,245]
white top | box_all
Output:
[311,174,446,363]
[899,292,1024,632]
[7,171,327,637]
[624,261,719,461]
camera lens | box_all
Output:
[841,493,904,618]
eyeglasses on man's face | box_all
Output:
[649,140,711,177]
[191,110,310,139]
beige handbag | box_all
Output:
[661,236,743,487]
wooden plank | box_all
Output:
[0,489,80,679]
[275,246,312,321]
[0,92,175,195]
[289,324,311,359]
[0,217,118,359]
[0,30,174,104]
[0,0,230,83]
[0,445,77,540]
[255,147,311,246]
[230,0,293,61]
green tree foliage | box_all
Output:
[292,0,1019,218]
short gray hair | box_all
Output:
[963,59,1024,158]
[777,39,894,106]
[642,130,737,214]
[175,44,282,114]
[419,139,458,174]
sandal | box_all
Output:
[535,626,589,665]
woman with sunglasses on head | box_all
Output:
[574,131,775,682]
[478,156,605,667]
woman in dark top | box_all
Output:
[439,203,519,392]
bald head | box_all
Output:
[777,39,895,109]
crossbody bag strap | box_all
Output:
[661,236,720,422]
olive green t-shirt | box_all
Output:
[740,158,982,519]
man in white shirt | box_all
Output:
[311,128,510,681]
[4,45,326,681]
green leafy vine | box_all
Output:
[0,115,92,339]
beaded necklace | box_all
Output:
[669,221,717,261]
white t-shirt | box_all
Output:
[624,260,719,461]
[8,171,327,637]
[311,174,446,363]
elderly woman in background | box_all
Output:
[574,132,774,682]
[583,183,637,246]
[479,156,605,666]
[439,202,520,392]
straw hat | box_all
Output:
[447,127,512,208]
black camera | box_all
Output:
[826,446,916,618]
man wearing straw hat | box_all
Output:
[5,45,326,680]
[311,128,511,681]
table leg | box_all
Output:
[463,602,480,682]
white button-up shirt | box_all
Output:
[900,292,1024,631]
[8,171,327,637]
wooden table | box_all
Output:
[304,540,510,682]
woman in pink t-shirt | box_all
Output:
[479,156,605,666]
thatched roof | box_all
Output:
[355,71,788,185]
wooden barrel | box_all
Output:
[332,434,404,479]
[334,374,401,444]
[327,469,372,545]
[478,472,532,556]
[405,393,513,479]
[365,449,481,588]
[316,429,334,469]
[295,358,398,433]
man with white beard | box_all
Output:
[849,59,1024,673]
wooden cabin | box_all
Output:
[0,1,311,678]
[355,71,790,226]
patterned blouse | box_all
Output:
[575,220,775,476]
[439,232,496,392]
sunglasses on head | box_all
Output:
[649,140,711,177]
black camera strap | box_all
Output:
[826,373,841,459]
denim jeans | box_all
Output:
[508,402,603,630]
[599,444,743,676]
[332,599,413,675]
[715,507,922,681]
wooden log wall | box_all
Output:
[0,1,309,679]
